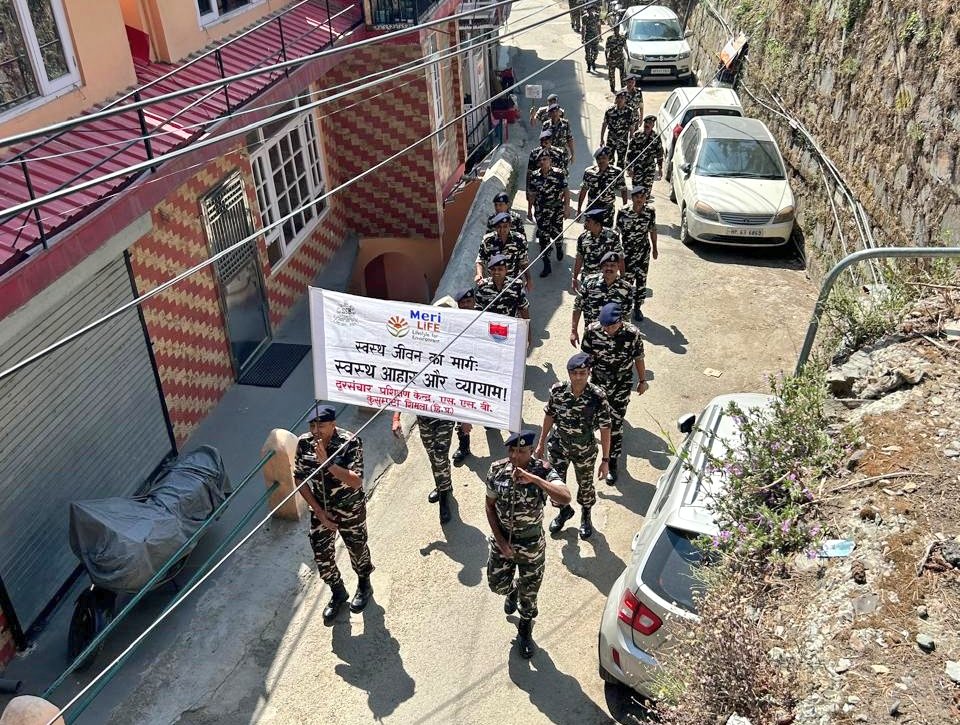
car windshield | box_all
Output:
[628,18,683,41]
[640,527,705,613]
[695,138,785,179]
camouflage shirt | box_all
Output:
[626,130,664,171]
[581,163,627,206]
[476,231,529,280]
[544,381,612,448]
[604,33,626,62]
[528,166,568,210]
[581,10,601,42]
[294,427,364,510]
[616,205,656,264]
[542,118,573,152]
[621,86,643,115]
[486,209,527,239]
[603,105,637,144]
[574,272,636,324]
[576,228,624,277]
[474,277,529,317]
[485,457,561,538]
[526,146,566,184]
[581,321,645,382]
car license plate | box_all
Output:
[650,67,671,75]
[728,228,764,237]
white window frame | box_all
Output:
[0,0,79,118]
[197,0,266,28]
[425,33,446,148]
[248,95,330,272]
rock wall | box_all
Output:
[675,0,960,276]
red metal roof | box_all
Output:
[0,0,363,275]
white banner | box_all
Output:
[309,289,528,431]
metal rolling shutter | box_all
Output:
[0,256,173,632]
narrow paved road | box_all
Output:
[109,2,816,723]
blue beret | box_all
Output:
[491,211,512,225]
[539,129,553,140]
[567,352,592,371]
[487,253,509,269]
[599,302,622,325]
[309,403,336,422]
[615,89,627,98]
[584,208,606,221]
[643,114,656,123]
[493,192,510,203]
[454,287,475,302]
[594,146,611,158]
[600,251,621,265]
[631,185,650,197]
[505,430,536,447]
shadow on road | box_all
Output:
[688,241,805,271]
[419,497,488,587]
[640,318,688,355]
[604,682,661,724]
[598,469,656,518]
[624,419,670,471]
[330,600,415,720]
[557,527,626,594]
[508,646,611,724]
[522,359,560,406]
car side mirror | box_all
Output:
[684,29,693,39]
[680,162,692,177]
[677,413,696,433]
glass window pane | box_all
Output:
[640,527,705,614]
[26,0,68,80]
[197,0,214,16]
[0,1,39,110]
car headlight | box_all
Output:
[629,50,642,60]
[693,200,720,221]
[677,51,690,59]
[772,205,795,223]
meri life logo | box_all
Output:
[386,315,409,337]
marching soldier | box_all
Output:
[581,303,648,485]
[487,191,527,240]
[604,23,626,93]
[475,254,531,323]
[570,251,635,344]
[526,153,570,278]
[577,146,628,229]
[485,431,572,658]
[616,186,658,321]
[535,353,612,540]
[542,103,575,172]
[626,115,664,189]
[581,5,602,73]
[529,93,565,125]
[572,209,624,292]
[601,90,638,169]
[392,411,456,524]
[476,212,532,291]
[295,404,374,622]
[569,0,583,33]
[452,287,475,464]
[526,129,566,186]
[621,74,643,118]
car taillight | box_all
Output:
[617,590,662,635]
[672,124,682,138]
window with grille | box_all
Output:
[197,0,263,26]
[0,0,78,115]
[425,33,446,147]
[247,95,328,270]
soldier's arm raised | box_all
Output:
[516,467,571,506]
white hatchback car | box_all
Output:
[621,5,693,81]
[655,87,743,180]
[670,116,795,247]
[598,393,773,698]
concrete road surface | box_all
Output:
[97,2,816,723]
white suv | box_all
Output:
[621,5,693,81]
[597,393,773,697]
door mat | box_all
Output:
[238,344,311,388]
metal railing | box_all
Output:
[365,0,435,28]
[464,115,503,174]
[0,0,361,256]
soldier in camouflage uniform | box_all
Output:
[452,287,475,464]
[535,353,612,540]
[569,0,582,32]
[485,430,571,658]
[616,186,658,321]
[295,405,374,622]
[601,90,638,169]
[626,114,664,190]
[604,23,626,92]
[577,146,628,229]
[486,191,526,240]
[529,93,564,126]
[475,254,531,324]
[621,74,643,118]
[526,130,566,186]
[581,5,602,72]
[572,209,624,291]
[475,212,531,291]
[581,303,649,485]
[526,153,570,277]
[392,413,455,524]
[571,251,635,342]
[542,104,575,172]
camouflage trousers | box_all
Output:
[594,373,634,460]
[625,244,652,308]
[607,58,625,92]
[487,534,546,621]
[309,503,374,587]
[608,137,629,169]
[631,160,657,190]
[585,39,600,67]
[536,205,565,256]
[547,436,597,508]
[419,418,454,492]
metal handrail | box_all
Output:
[465,116,503,173]
[795,246,960,374]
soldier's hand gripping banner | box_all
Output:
[309,289,528,431]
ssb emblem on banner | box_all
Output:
[488,322,509,341]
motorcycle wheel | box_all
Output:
[67,587,115,671]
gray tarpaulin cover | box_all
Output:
[69,446,231,592]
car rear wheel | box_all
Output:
[680,207,693,246]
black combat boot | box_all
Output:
[349,575,373,613]
[579,508,593,539]
[322,581,349,623]
[633,305,643,322]
[428,487,440,503]
[555,240,563,260]
[504,583,518,615]
[549,504,575,533]
[517,619,537,659]
[605,458,619,485]
[452,432,471,465]
[539,255,552,278]
[438,490,452,524]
